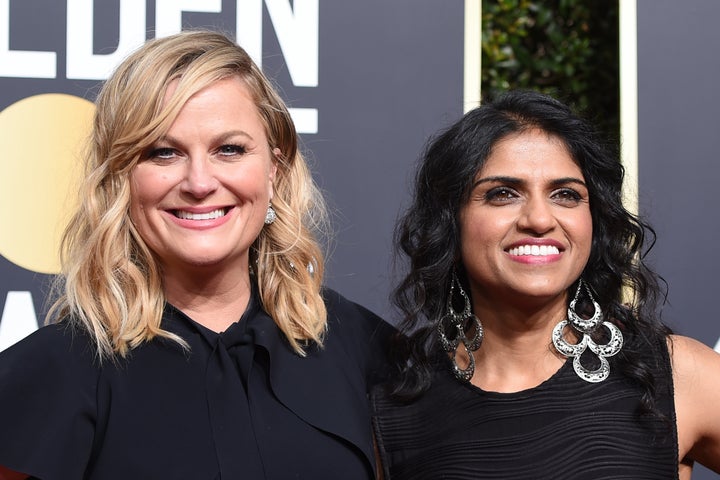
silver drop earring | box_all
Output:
[437,272,483,382]
[264,204,277,225]
[552,279,623,383]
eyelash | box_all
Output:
[484,187,518,202]
[148,147,176,159]
[217,144,247,156]
[482,187,583,204]
[146,144,248,161]
[552,188,583,203]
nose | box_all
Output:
[180,156,219,198]
[517,196,556,234]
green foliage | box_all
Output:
[481,0,619,140]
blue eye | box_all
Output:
[149,147,175,159]
[218,144,246,156]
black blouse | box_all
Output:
[0,288,392,479]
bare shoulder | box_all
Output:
[669,334,720,473]
[669,335,720,373]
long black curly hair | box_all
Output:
[390,90,670,413]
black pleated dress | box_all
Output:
[372,339,678,480]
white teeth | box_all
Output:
[175,209,226,220]
[508,245,560,256]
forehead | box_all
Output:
[163,74,252,106]
[160,76,267,136]
[478,129,582,179]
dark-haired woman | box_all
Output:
[372,90,720,479]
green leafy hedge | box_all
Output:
[482,0,619,139]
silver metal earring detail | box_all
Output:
[264,204,276,225]
[437,272,483,382]
[552,279,623,383]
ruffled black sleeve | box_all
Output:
[322,288,395,385]
[0,323,99,479]
[251,288,395,476]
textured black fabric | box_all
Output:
[0,287,391,480]
[372,341,678,480]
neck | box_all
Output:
[467,293,570,392]
[163,263,253,333]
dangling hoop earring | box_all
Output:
[437,271,483,382]
[551,279,623,383]
[264,203,277,225]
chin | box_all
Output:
[167,252,235,271]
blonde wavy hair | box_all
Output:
[47,30,328,359]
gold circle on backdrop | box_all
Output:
[0,93,94,274]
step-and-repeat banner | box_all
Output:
[637,0,720,364]
[0,0,465,349]
[1,0,718,365]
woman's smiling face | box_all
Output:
[459,129,592,307]
[129,76,277,275]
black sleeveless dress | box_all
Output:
[372,340,678,480]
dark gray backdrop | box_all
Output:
[1,0,719,476]
[638,2,719,351]
[0,1,465,329]
[638,2,719,478]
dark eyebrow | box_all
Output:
[471,175,587,190]
[472,175,521,189]
[550,177,587,188]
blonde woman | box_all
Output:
[0,30,390,480]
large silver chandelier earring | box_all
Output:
[437,271,483,382]
[552,279,624,383]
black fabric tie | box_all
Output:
[205,326,264,478]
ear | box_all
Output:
[272,147,283,164]
[269,148,280,200]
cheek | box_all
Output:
[229,166,275,200]
[461,209,509,246]
[571,210,594,260]
[131,166,173,200]
[128,189,148,233]
[459,212,498,262]
[128,169,162,220]
[129,178,147,215]
[578,208,593,241]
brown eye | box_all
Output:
[552,188,582,205]
[484,187,518,203]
